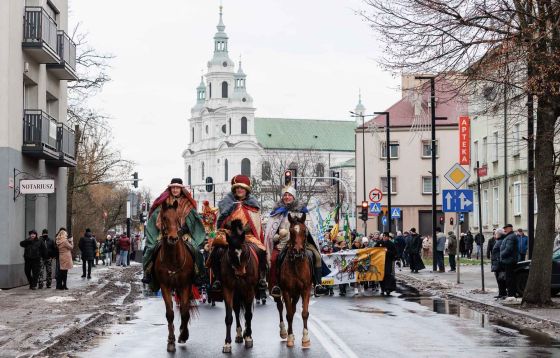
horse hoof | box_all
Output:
[280,331,288,339]
[286,334,295,348]
[244,337,253,349]
[302,339,311,348]
[167,343,176,352]
[178,338,186,344]
[222,343,232,353]
[235,336,243,343]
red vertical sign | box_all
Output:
[459,116,470,165]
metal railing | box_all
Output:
[23,7,58,52]
[57,123,76,159]
[56,30,76,70]
[23,110,58,152]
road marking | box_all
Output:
[310,315,359,358]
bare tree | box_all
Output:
[360,0,560,305]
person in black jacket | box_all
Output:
[465,231,474,259]
[491,228,506,299]
[407,228,425,273]
[376,232,397,295]
[38,229,57,289]
[20,230,46,290]
[487,229,496,260]
[500,224,519,298]
[79,228,97,279]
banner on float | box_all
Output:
[321,247,386,285]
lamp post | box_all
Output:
[350,111,368,236]
[374,111,395,233]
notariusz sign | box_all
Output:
[20,179,55,194]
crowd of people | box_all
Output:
[20,226,142,290]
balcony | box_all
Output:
[22,110,59,160]
[47,31,78,81]
[22,7,60,64]
[52,123,77,167]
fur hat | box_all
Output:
[282,185,297,198]
[168,178,184,188]
[231,175,251,193]
[42,229,48,235]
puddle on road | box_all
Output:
[400,285,560,349]
[348,305,396,317]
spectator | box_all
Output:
[447,230,457,272]
[422,236,431,259]
[20,230,46,290]
[403,231,412,267]
[408,228,425,274]
[517,229,528,261]
[352,238,363,250]
[394,231,406,268]
[103,235,114,266]
[500,224,519,299]
[376,232,397,295]
[487,229,496,260]
[465,231,474,259]
[475,232,485,260]
[38,229,57,289]
[119,233,131,267]
[436,228,446,272]
[95,240,102,266]
[491,228,507,299]
[56,228,73,290]
[79,228,96,279]
[459,233,466,258]
[361,236,369,248]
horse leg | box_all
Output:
[161,286,176,352]
[234,296,243,344]
[283,292,295,348]
[275,296,287,339]
[178,286,191,344]
[222,289,233,354]
[243,297,254,349]
[301,288,311,348]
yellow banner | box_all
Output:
[321,247,386,285]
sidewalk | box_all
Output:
[0,262,142,358]
[397,264,560,332]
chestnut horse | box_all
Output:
[153,200,195,352]
[274,213,312,348]
[220,219,259,354]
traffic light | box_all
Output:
[132,172,139,188]
[331,171,340,186]
[205,177,214,192]
[284,170,292,185]
[360,201,368,221]
[450,217,454,226]
[439,216,445,225]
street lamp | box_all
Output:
[350,111,368,236]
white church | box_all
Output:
[182,6,361,210]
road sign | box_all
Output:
[390,208,401,218]
[477,165,488,177]
[442,189,474,212]
[369,202,381,215]
[369,188,383,203]
[381,216,388,226]
[444,163,471,189]
[459,116,471,165]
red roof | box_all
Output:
[363,79,467,129]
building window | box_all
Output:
[380,141,399,159]
[482,137,487,164]
[513,181,522,215]
[222,81,228,98]
[421,140,438,157]
[208,83,212,98]
[492,187,499,225]
[228,118,232,134]
[513,123,520,156]
[535,193,538,214]
[205,125,209,135]
[482,189,488,226]
[473,140,479,163]
[315,163,325,180]
[492,132,499,162]
[262,161,271,180]
[473,195,479,227]
[191,127,195,143]
[241,158,251,176]
[187,165,191,186]
[422,176,440,194]
[224,159,228,181]
[241,117,248,134]
[380,177,397,194]
[201,162,205,181]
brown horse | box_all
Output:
[220,219,259,353]
[153,200,195,353]
[275,213,312,348]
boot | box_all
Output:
[258,250,268,290]
[313,267,328,296]
[210,248,223,292]
[141,271,152,284]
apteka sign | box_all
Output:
[20,179,55,194]
[459,116,470,165]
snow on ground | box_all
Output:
[44,296,77,303]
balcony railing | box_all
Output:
[22,110,59,159]
[57,123,76,160]
[22,7,59,63]
[57,31,76,70]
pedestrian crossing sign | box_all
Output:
[369,202,381,215]
[390,208,401,218]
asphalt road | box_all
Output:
[80,287,560,358]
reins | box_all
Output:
[159,216,188,277]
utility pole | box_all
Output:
[527,93,535,259]
[476,161,485,292]
[374,111,393,233]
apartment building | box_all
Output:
[355,76,467,236]
[0,0,77,288]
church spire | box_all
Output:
[213,4,228,54]
[354,89,366,115]
[217,4,225,32]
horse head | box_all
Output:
[226,219,248,277]
[288,213,307,258]
[160,200,181,245]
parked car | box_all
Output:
[514,247,560,296]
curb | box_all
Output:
[397,272,560,329]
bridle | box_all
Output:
[159,213,187,276]
[288,223,307,262]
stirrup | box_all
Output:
[258,279,267,290]
[314,284,328,296]
[271,286,281,298]
[212,280,222,291]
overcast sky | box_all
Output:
[68,0,401,195]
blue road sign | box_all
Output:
[442,190,474,213]
[381,216,388,226]
[390,208,401,219]
[369,202,381,215]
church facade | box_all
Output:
[182,7,357,212]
